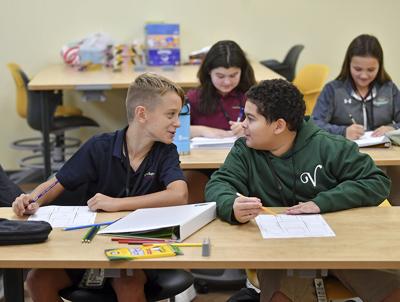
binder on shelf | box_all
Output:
[98,202,216,242]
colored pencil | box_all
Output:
[82,225,100,243]
[64,220,116,231]
[142,243,202,247]
[29,179,59,204]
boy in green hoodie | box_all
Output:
[205,79,399,302]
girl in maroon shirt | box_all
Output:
[187,40,256,138]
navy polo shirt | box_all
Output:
[56,128,185,201]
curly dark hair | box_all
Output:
[246,79,305,131]
[197,40,256,115]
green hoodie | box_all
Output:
[205,119,391,224]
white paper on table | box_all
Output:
[190,136,237,149]
[255,214,335,239]
[28,206,96,228]
[354,131,391,147]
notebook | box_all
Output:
[354,131,391,148]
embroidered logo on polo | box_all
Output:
[373,97,389,107]
[343,98,352,104]
[300,165,322,187]
[144,172,155,177]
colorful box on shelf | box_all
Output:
[145,23,180,66]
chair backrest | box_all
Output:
[281,45,304,81]
[292,64,329,116]
[12,66,59,131]
[7,63,29,118]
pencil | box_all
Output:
[236,192,277,215]
[142,243,203,247]
[348,113,356,124]
[82,225,100,243]
[64,220,116,231]
[82,226,94,243]
[260,206,278,216]
[30,179,59,204]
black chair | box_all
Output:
[59,269,194,302]
[260,44,304,81]
[18,68,99,179]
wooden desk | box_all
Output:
[28,61,281,91]
[179,146,400,169]
[1,207,400,301]
[28,62,281,179]
[1,206,399,269]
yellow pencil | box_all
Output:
[236,192,278,215]
[143,243,203,247]
[260,206,277,216]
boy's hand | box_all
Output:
[12,194,40,217]
[87,193,119,212]
[372,125,394,137]
[345,124,364,140]
[233,195,262,223]
[285,201,320,215]
[229,121,244,137]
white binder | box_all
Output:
[98,202,216,242]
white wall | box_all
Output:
[1,0,399,169]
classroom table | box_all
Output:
[1,206,400,302]
[179,145,400,169]
[28,62,281,179]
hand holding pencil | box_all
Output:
[12,178,60,217]
[233,192,275,223]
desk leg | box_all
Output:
[4,269,24,302]
[40,91,51,179]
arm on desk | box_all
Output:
[87,180,188,212]
[312,142,390,213]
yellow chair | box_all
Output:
[246,199,391,300]
[7,63,82,120]
[292,64,329,116]
[7,63,97,183]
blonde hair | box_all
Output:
[125,73,185,122]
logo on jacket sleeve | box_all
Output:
[300,165,322,187]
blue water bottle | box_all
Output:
[173,103,190,155]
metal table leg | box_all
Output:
[40,91,51,179]
[4,269,24,302]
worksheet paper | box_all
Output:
[28,206,96,228]
[255,214,335,239]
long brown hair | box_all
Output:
[197,40,256,115]
[336,34,391,85]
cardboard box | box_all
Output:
[145,23,181,66]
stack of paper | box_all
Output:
[354,131,391,148]
[190,136,237,149]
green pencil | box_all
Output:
[82,226,95,243]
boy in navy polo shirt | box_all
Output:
[12,73,188,302]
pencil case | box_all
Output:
[0,218,52,245]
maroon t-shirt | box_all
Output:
[187,89,245,130]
